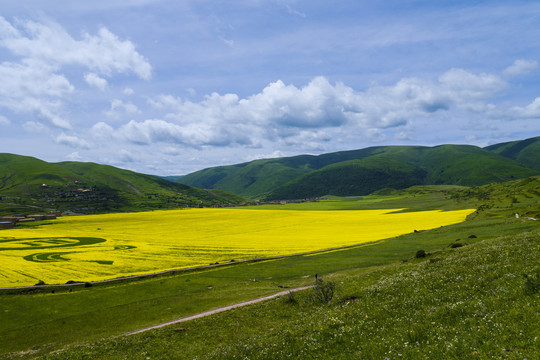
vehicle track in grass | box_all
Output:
[125,285,314,336]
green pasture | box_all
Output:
[1,179,539,358]
[250,185,471,211]
[43,228,539,360]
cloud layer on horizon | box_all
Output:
[90,68,535,151]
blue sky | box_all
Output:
[1,0,539,175]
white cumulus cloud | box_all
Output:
[503,59,538,77]
[105,99,141,117]
[119,118,253,148]
[508,97,540,119]
[91,121,115,139]
[148,94,184,110]
[438,68,506,104]
[0,17,152,79]
[116,68,511,149]
[0,59,73,129]
[55,133,91,149]
[84,73,108,91]
[0,16,152,130]
[66,151,83,161]
[23,121,46,133]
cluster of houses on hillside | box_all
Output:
[41,185,116,204]
[0,213,60,229]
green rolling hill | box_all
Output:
[484,136,540,171]
[0,154,244,215]
[177,137,540,200]
[1,137,538,213]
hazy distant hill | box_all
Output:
[0,154,243,215]
[177,137,540,199]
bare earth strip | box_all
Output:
[125,285,314,336]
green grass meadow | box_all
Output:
[42,229,539,360]
[1,178,539,359]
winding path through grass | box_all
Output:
[125,285,315,336]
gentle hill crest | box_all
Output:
[484,136,540,171]
[177,137,540,199]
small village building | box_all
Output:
[28,215,45,220]
[0,221,15,229]
[0,217,20,223]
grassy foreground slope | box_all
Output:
[0,154,243,215]
[43,228,540,359]
[1,176,538,359]
[178,139,540,199]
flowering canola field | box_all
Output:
[0,208,474,287]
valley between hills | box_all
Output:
[0,136,538,359]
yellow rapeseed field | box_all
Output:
[0,208,474,287]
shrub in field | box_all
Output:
[415,249,427,258]
[284,291,298,305]
[310,280,336,304]
[523,270,540,295]
[450,242,464,248]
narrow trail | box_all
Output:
[125,285,314,336]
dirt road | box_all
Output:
[125,285,314,336]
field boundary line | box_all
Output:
[125,285,314,336]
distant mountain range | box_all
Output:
[0,154,244,215]
[1,136,538,215]
[177,136,540,200]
